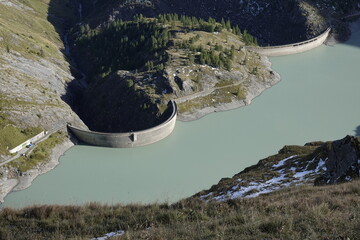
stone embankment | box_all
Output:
[68,101,177,148]
[248,28,331,56]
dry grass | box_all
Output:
[0,180,359,239]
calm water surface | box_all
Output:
[2,23,360,208]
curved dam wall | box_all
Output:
[249,28,331,56]
[68,101,177,148]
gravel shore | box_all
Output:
[0,139,74,204]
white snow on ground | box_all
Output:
[200,192,214,200]
[293,170,313,180]
[91,230,125,240]
[227,174,290,199]
[272,155,298,168]
[204,157,328,202]
[345,176,352,181]
[316,158,327,171]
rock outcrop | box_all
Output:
[315,136,360,185]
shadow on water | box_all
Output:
[355,126,360,137]
[343,16,360,48]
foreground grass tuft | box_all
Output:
[0,180,359,239]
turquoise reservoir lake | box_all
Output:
[2,23,360,208]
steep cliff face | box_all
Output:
[315,136,360,185]
[0,0,86,158]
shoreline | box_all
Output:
[177,55,281,122]
[1,18,358,206]
[0,138,74,204]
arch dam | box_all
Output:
[248,28,331,56]
[68,101,177,148]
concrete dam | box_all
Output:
[68,101,177,148]
[249,28,331,56]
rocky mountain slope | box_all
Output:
[79,0,330,45]
[0,0,86,200]
[81,0,360,44]
[0,0,86,151]
[197,135,360,201]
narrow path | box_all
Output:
[343,11,360,20]
[0,124,66,168]
[173,79,247,103]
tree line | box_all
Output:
[72,13,258,77]
[74,14,170,77]
[157,13,257,45]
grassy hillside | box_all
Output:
[0,180,359,239]
[0,0,74,61]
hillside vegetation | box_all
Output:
[76,0,358,45]
[71,14,277,130]
[0,179,359,239]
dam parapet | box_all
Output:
[68,101,177,148]
[248,28,331,57]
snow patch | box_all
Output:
[200,192,213,200]
[204,157,330,202]
[345,176,352,181]
[316,158,327,172]
[293,170,313,180]
[91,230,125,240]
[272,155,297,168]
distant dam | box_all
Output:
[248,28,331,56]
[68,101,177,148]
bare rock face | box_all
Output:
[0,51,86,130]
[316,136,360,185]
